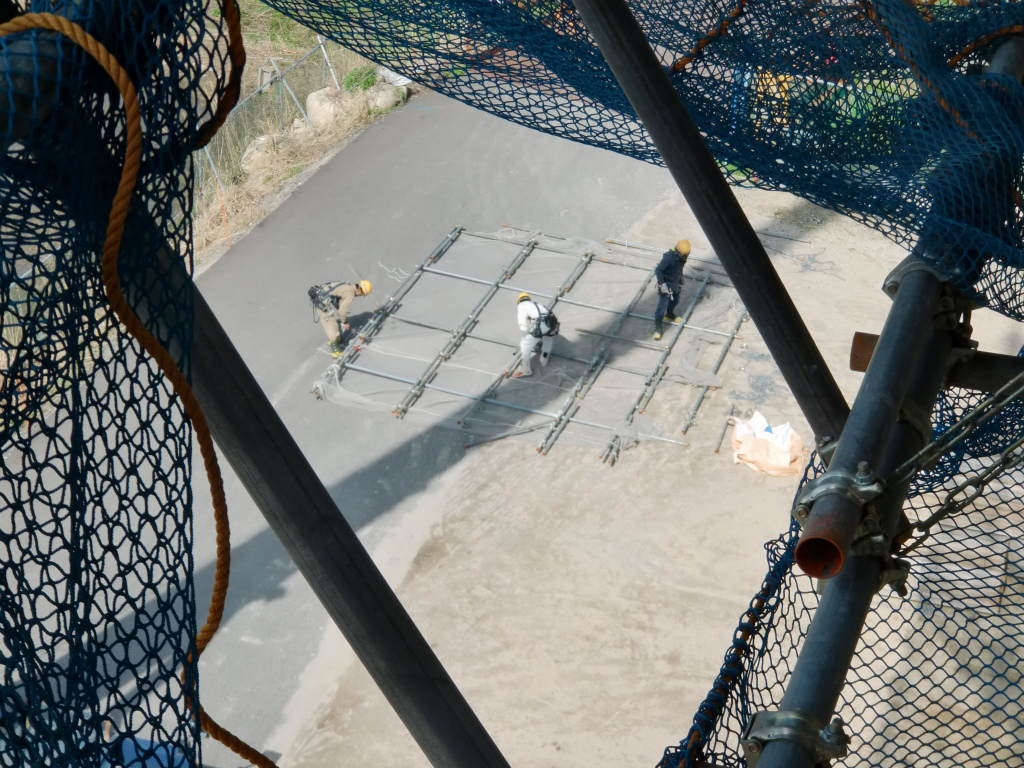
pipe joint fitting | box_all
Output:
[791,471,883,523]
[741,710,851,768]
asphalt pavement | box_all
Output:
[192,88,673,767]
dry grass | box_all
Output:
[192,87,374,255]
[192,40,388,260]
[188,0,391,260]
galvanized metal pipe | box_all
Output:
[713,404,737,454]
[537,266,657,453]
[421,264,736,335]
[387,312,656,378]
[457,247,599,425]
[605,237,725,268]
[317,35,341,89]
[270,57,317,134]
[463,422,556,448]
[602,275,710,463]
[637,277,710,408]
[757,326,953,768]
[569,0,850,445]
[575,328,668,351]
[680,311,747,434]
[350,227,463,350]
[795,268,941,578]
[394,240,534,415]
[340,362,688,446]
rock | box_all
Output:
[240,135,272,174]
[290,116,314,139]
[367,84,400,111]
[306,87,350,130]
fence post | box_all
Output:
[271,57,317,134]
[319,35,342,89]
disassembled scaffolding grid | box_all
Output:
[313,227,747,460]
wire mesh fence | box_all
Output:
[178,39,386,253]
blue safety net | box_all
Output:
[5,0,1024,765]
[243,2,1024,759]
[665,384,1024,767]
[0,0,237,765]
[261,0,1024,319]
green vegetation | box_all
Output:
[343,65,377,91]
[237,0,319,50]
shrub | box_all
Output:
[343,65,377,92]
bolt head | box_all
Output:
[746,742,761,754]
[795,506,809,519]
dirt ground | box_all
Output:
[274,185,1023,768]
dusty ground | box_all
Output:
[276,185,1023,768]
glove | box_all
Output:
[658,282,671,296]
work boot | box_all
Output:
[330,339,344,358]
[513,358,533,378]
[540,351,550,367]
[653,323,663,341]
[664,313,680,323]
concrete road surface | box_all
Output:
[192,88,674,767]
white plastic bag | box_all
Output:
[732,411,805,477]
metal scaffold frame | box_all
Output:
[315,228,747,459]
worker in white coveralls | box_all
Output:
[309,279,372,357]
[513,292,559,378]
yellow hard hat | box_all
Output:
[675,239,691,255]
[517,292,531,303]
[359,280,372,295]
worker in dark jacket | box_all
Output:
[652,239,690,340]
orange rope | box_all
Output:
[0,12,271,768]
[949,24,1024,69]
[861,5,1024,263]
[683,588,770,752]
[195,0,246,149]
[672,0,748,73]
[858,0,977,139]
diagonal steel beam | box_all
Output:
[569,0,850,446]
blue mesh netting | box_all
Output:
[262,0,1024,318]
[668,386,1024,767]
[240,1,1024,757]
[5,0,1024,764]
[0,0,237,764]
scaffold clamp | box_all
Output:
[741,710,851,767]
[791,470,883,524]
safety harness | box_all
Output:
[528,301,560,338]
[308,282,348,315]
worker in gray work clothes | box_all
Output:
[653,239,690,341]
[308,279,372,357]
[513,292,559,378]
